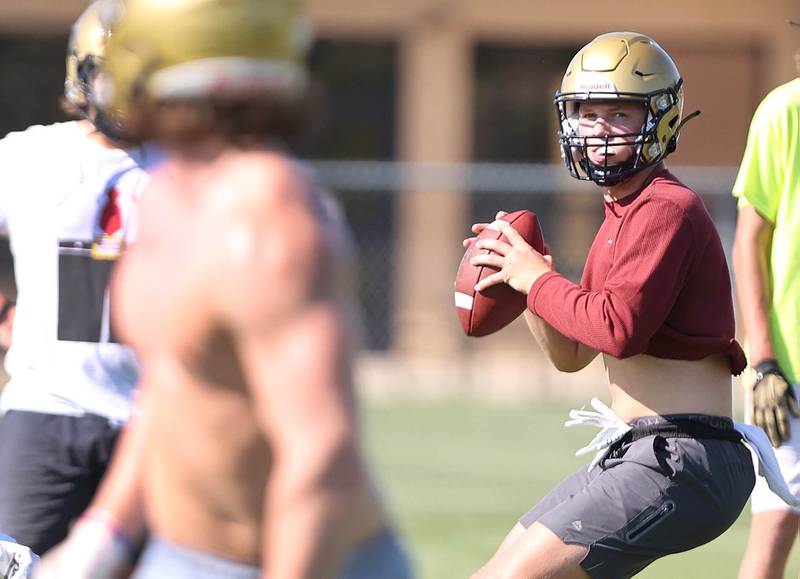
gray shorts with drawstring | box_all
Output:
[519,414,755,579]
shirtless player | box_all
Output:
[468,33,755,578]
[37,0,412,578]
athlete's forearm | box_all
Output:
[264,437,374,579]
[245,301,373,578]
[523,310,599,372]
[732,205,774,364]
[87,416,148,542]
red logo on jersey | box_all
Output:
[99,186,121,235]
[93,186,125,260]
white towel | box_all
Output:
[734,421,800,507]
[565,397,632,472]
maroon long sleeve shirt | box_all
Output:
[527,167,746,375]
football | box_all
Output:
[454,210,545,337]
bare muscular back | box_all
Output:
[113,148,384,565]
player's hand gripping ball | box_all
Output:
[455,210,545,337]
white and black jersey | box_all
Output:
[0,121,160,423]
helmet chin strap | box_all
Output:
[580,158,634,187]
[579,134,638,187]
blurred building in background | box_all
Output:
[0,0,795,399]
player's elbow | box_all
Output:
[603,334,648,359]
[289,430,368,497]
[597,320,644,358]
[554,361,584,373]
[537,340,587,373]
[321,438,368,494]
[553,343,599,372]
[552,353,590,373]
[597,307,649,359]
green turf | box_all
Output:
[362,397,800,579]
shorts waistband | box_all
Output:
[134,536,260,579]
[625,414,741,444]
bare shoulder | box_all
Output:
[206,150,344,237]
[201,150,352,328]
[211,150,349,260]
[215,150,308,208]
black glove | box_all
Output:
[751,358,800,448]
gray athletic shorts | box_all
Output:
[519,414,755,579]
[132,527,413,579]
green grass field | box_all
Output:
[363,397,800,579]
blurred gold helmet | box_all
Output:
[64,0,116,112]
[98,0,310,134]
[555,32,694,186]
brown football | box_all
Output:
[454,210,545,337]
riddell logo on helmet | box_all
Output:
[578,80,617,92]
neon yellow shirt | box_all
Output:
[733,77,800,383]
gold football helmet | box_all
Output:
[98,0,310,130]
[64,0,115,112]
[555,32,695,186]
